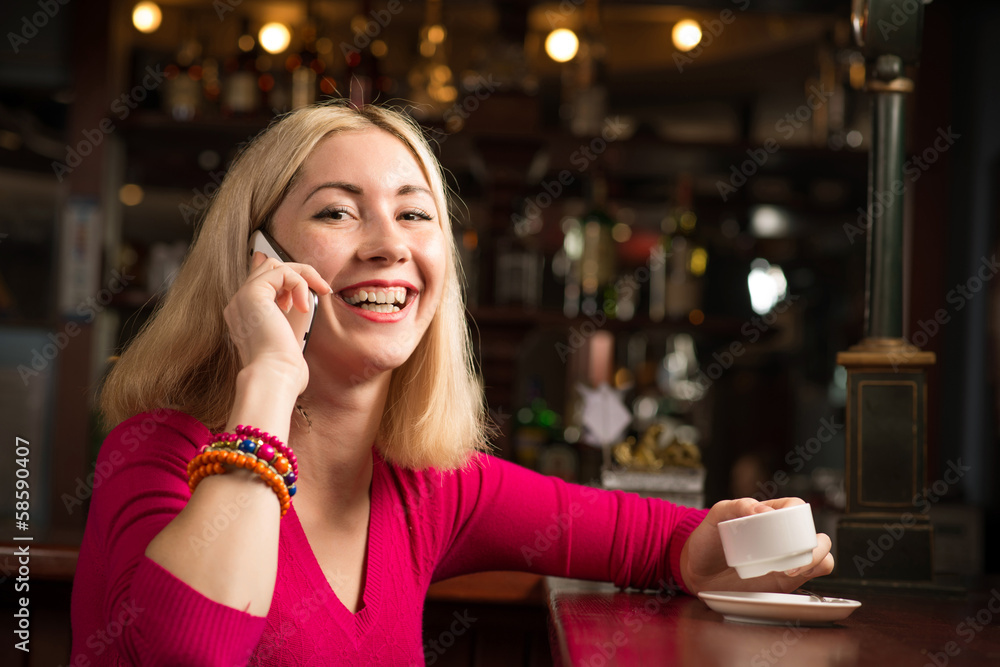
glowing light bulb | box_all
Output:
[132,2,161,34]
[259,23,291,55]
[427,25,446,45]
[545,29,579,63]
[672,19,702,52]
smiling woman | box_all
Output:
[99,101,484,471]
[69,100,833,666]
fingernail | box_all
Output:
[784,568,800,576]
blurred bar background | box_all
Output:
[0,0,997,664]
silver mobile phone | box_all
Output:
[249,229,318,353]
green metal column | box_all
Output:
[867,62,907,339]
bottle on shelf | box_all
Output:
[162,16,204,121]
[579,174,617,319]
[494,222,544,309]
[222,19,262,117]
[653,174,707,321]
[289,21,319,110]
[513,381,562,471]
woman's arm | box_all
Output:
[80,403,283,667]
[428,453,709,592]
[143,363,299,615]
[428,455,833,595]
[144,251,328,616]
[79,252,330,665]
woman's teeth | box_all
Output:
[360,302,400,313]
[342,287,407,313]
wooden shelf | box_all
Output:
[0,543,78,581]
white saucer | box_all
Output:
[697,591,861,626]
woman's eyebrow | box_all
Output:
[303,182,432,203]
[304,181,362,204]
[396,184,432,197]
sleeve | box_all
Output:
[429,453,709,594]
[82,410,267,666]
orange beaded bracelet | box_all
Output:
[187,449,292,517]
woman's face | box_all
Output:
[269,127,448,380]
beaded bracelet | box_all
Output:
[235,425,298,477]
[188,449,292,517]
[187,426,299,518]
[203,436,298,491]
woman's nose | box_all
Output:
[356,211,410,264]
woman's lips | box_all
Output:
[336,283,418,321]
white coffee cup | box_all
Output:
[718,503,818,579]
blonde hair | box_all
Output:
[100,100,490,470]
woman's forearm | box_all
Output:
[144,363,299,616]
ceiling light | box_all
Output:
[545,29,579,63]
[672,19,702,52]
[132,2,161,34]
[259,23,291,55]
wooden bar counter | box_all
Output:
[546,577,1000,666]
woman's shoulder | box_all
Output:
[102,408,210,461]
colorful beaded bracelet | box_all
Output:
[235,425,298,476]
[187,449,293,517]
[201,437,298,491]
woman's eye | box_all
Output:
[401,209,433,221]
[315,207,351,221]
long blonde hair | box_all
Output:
[100,101,490,470]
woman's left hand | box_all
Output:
[678,497,835,595]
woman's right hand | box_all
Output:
[223,250,332,396]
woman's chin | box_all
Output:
[309,349,412,384]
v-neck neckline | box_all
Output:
[285,449,385,642]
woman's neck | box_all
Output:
[286,367,391,518]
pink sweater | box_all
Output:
[69,410,708,666]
